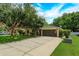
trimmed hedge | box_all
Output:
[59,28,64,37]
[0,35,31,43]
[63,29,71,38]
[59,28,71,38]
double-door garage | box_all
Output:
[38,27,59,37]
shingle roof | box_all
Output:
[40,26,59,30]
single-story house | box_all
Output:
[17,26,59,37]
[37,26,59,37]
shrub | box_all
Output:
[17,29,26,35]
[59,28,64,37]
[0,35,31,43]
[0,24,8,32]
[63,29,71,38]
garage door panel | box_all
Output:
[43,30,57,37]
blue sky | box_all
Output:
[32,3,79,24]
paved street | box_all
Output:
[0,36,62,56]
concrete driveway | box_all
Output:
[0,36,62,56]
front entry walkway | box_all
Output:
[0,36,62,56]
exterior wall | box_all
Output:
[16,28,32,35]
[25,28,32,35]
[57,29,59,37]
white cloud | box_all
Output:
[35,6,42,11]
[34,3,79,24]
[44,4,64,18]
[37,3,42,7]
[62,5,79,13]
[35,4,64,23]
[34,6,45,17]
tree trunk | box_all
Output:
[8,21,20,36]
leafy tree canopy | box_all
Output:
[0,3,47,35]
[52,12,79,31]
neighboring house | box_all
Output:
[37,26,59,37]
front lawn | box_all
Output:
[0,35,31,43]
[51,35,79,56]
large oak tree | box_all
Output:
[52,12,79,31]
[0,3,46,35]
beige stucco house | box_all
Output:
[37,26,59,37]
[16,26,59,37]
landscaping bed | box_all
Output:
[0,35,31,43]
[51,35,79,56]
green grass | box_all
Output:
[0,35,31,43]
[51,35,79,56]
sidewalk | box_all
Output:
[0,36,62,56]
